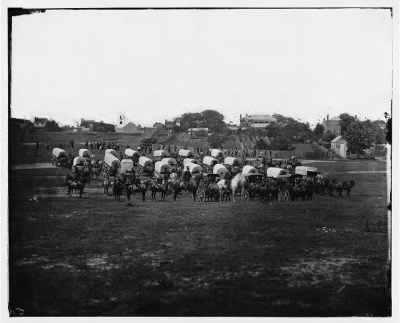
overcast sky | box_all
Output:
[11,8,392,127]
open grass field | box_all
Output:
[8,154,391,316]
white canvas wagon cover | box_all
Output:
[52,148,67,158]
[183,158,198,167]
[125,148,139,158]
[73,156,85,166]
[267,167,291,178]
[104,153,121,168]
[155,161,171,174]
[224,156,240,167]
[105,149,118,158]
[203,156,218,166]
[79,149,90,158]
[213,164,228,177]
[178,149,194,158]
[153,150,168,158]
[188,162,202,175]
[210,149,223,158]
[161,158,177,167]
[121,159,134,173]
[139,156,153,167]
[242,165,257,176]
[295,166,319,176]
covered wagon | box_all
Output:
[295,166,319,177]
[103,153,121,176]
[213,164,228,178]
[154,161,171,176]
[120,159,134,174]
[202,156,219,167]
[124,148,140,159]
[267,167,291,179]
[210,149,224,160]
[153,150,168,160]
[52,147,67,159]
[105,149,119,158]
[139,156,153,168]
[79,148,91,158]
[183,158,198,167]
[52,148,68,167]
[138,156,153,176]
[187,162,203,175]
[178,149,194,158]
[224,156,240,167]
[73,156,85,166]
[161,158,177,171]
[242,165,258,176]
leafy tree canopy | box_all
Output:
[343,120,376,154]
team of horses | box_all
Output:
[65,166,355,205]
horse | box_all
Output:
[151,177,168,201]
[112,179,123,201]
[168,176,186,202]
[133,178,150,201]
[327,179,337,197]
[335,181,344,198]
[342,180,355,197]
[186,175,203,201]
[217,179,231,202]
[230,173,248,202]
[205,181,220,202]
[288,183,306,201]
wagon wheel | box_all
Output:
[242,189,249,201]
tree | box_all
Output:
[208,133,225,148]
[339,113,356,135]
[255,138,269,149]
[44,120,61,132]
[201,109,226,133]
[313,123,324,137]
[343,120,376,154]
[321,131,336,143]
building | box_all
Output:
[80,118,95,131]
[115,122,144,134]
[153,122,164,130]
[33,117,48,128]
[188,128,209,137]
[240,114,277,129]
[323,115,341,135]
[330,136,347,159]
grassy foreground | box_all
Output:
[8,158,390,316]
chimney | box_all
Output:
[327,114,329,121]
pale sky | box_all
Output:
[11,8,393,127]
